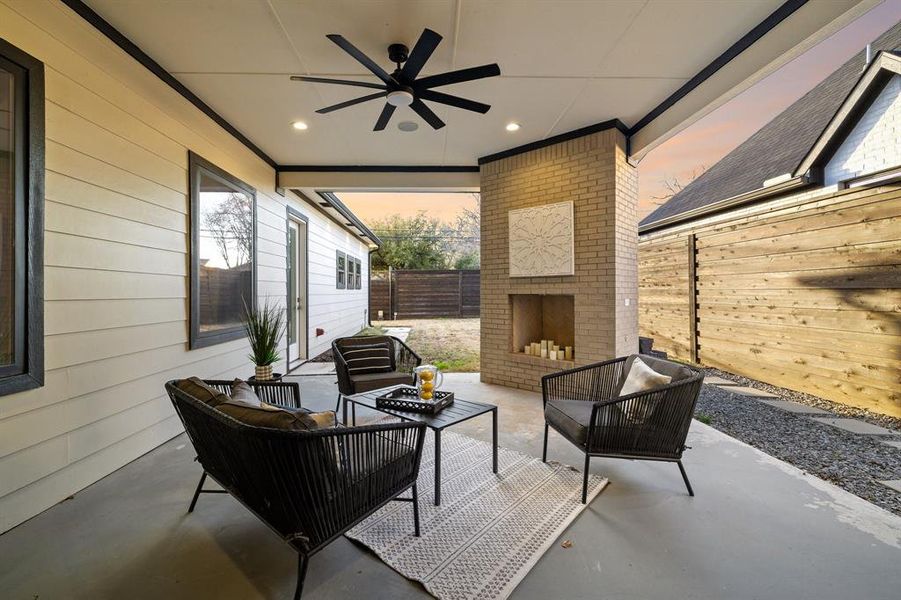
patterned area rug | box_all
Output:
[346,431,608,600]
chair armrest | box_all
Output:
[250,380,301,409]
[541,357,628,406]
[392,336,422,374]
[585,372,705,455]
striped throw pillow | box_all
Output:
[343,341,393,374]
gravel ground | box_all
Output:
[695,369,901,516]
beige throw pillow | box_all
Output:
[619,357,672,423]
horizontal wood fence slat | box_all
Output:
[370,269,480,319]
[639,183,901,417]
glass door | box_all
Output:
[287,218,307,363]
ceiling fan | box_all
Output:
[291,28,500,131]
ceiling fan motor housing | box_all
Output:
[388,43,409,65]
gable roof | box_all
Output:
[639,21,901,232]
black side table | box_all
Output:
[343,385,498,506]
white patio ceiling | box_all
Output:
[83,0,873,166]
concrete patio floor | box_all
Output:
[1,374,899,600]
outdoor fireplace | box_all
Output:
[511,294,574,361]
[479,128,638,392]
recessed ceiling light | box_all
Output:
[292,121,308,131]
[506,122,520,132]
[398,121,419,132]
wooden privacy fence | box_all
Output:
[638,183,901,417]
[371,269,480,319]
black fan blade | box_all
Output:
[410,99,445,130]
[400,28,442,81]
[327,34,395,85]
[418,90,490,114]
[317,92,387,114]
[291,76,386,91]
[373,103,396,131]
[415,63,500,89]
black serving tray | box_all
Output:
[376,386,454,414]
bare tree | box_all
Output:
[203,192,253,268]
[649,165,707,206]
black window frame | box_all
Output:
[0,38,44,397]
[188,151,256,349]
[336,250,346,289]
[354,257,362,289]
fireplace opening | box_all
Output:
[510,294,575,361]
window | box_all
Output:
[348,257,356,290]
[0,40,43,397]
[336,251,346,289]
[189,152,255,349]
[354,257,363,289]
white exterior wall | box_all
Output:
[825,73,901,185]
[0,0,369,533]
[287,196,370,359]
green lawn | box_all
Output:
[374,318,480,372]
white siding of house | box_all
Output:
[0,0,366,533]
[825,73,901,185]
[287,197,370,360]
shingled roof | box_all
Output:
[639,21,901,231]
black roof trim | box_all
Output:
[630,0,808,135]
[61,0,277,169]
[317,191,382,246]
[478,119,628,165]
[279,165,478,173]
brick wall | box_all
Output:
[825,74,900,185]
[480,128,638,392]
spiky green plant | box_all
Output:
[242,299,286,366]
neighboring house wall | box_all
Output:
[825,74,901,185]
[638,182,901,417]
[0,1,367,532]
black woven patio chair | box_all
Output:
[165,380,426,599]
[332,335,422,413]
[541,355,704,503]
[184,379,303,509]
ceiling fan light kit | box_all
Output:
[292,28,500,131]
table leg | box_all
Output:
[492,408,498,474]
[434,429,442,506]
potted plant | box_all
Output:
[242,299,286,381]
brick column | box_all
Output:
[479,128,638,392]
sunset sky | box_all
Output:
[340,3,901,224]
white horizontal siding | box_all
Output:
[286,197,371,359]
[0,0,352,533]
[825,74,901,185]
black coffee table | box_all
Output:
[343,386,498,506]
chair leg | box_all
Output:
[293,553,309,600]
[542,423,549,463]
[188,471,207,513]
[582,454,590,504]
[677,460,694,497]
[412,484,421,537]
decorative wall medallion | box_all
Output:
[508,201,574,277]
